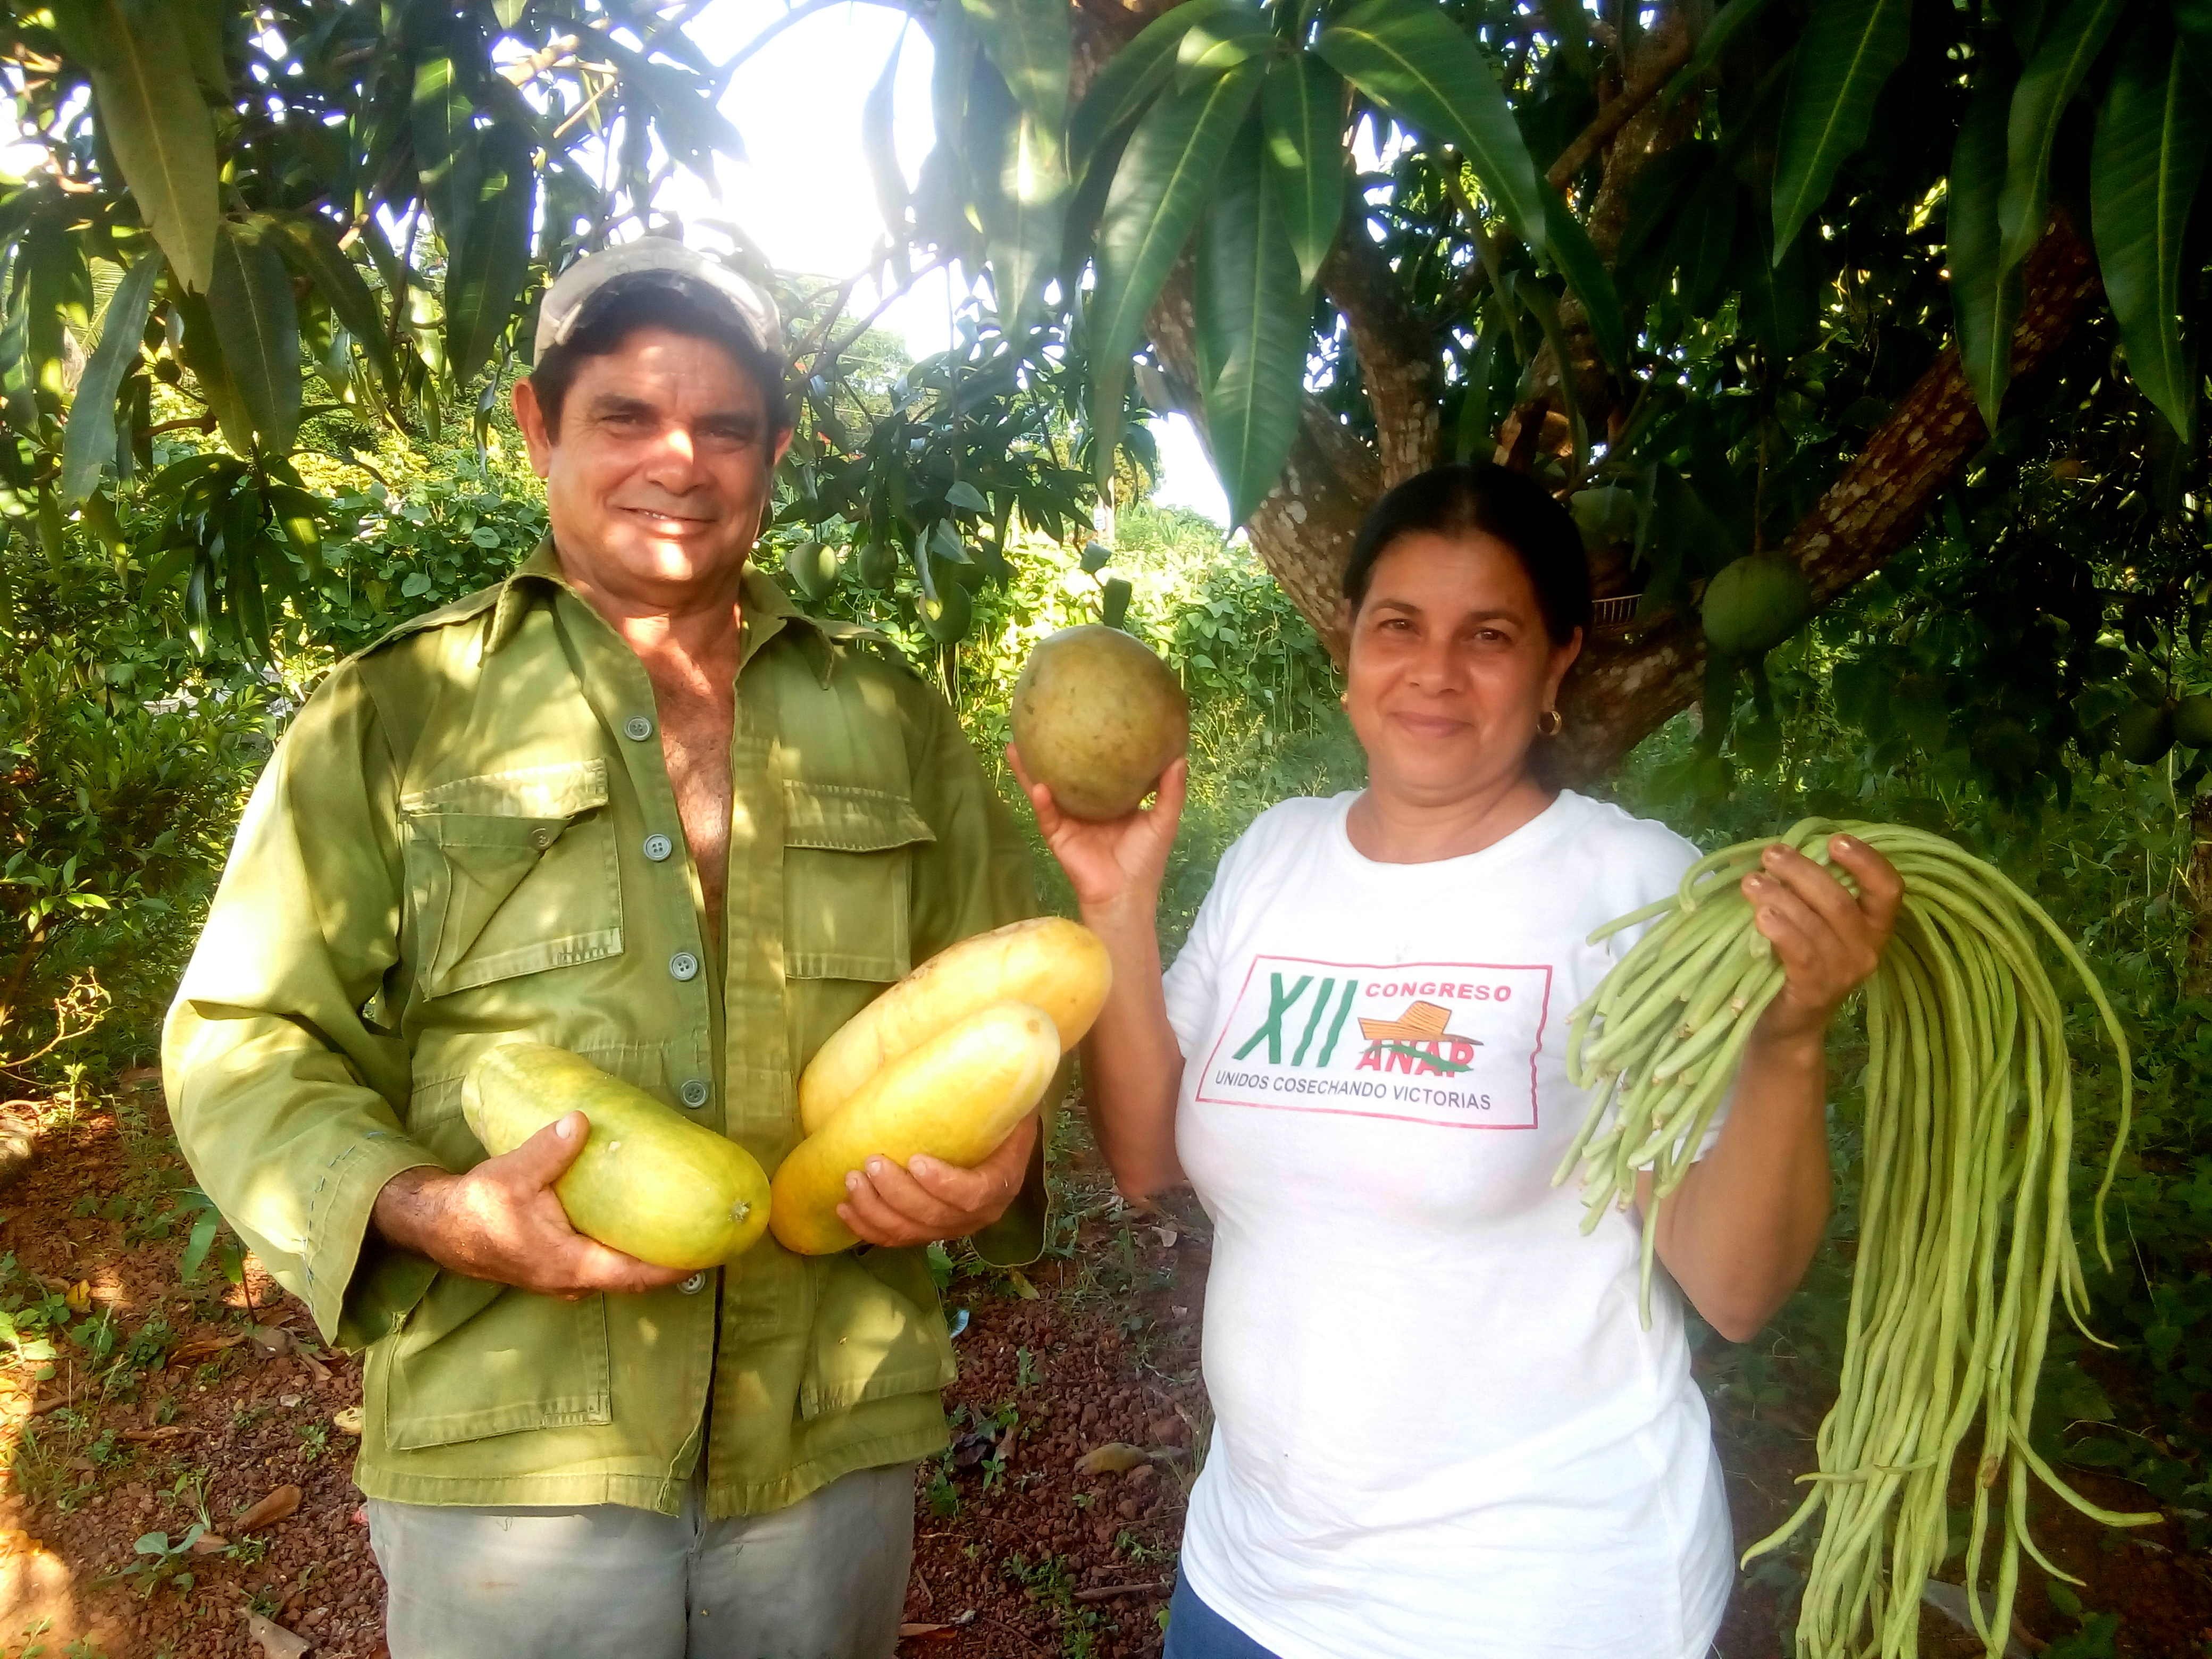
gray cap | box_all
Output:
[534,237,783,365]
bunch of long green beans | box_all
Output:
[1555,819,2158,1658]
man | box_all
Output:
[163,240,1048,1658]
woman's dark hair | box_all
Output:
[1341,463,1591,646]
[528,279,792,439]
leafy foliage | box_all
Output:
[2,0,739,654]
[0,548,275,1059]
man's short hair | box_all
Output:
[527,278,795,440]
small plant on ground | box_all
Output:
[104,1526,207,1597]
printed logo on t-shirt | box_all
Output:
[1194,955,1553,1129]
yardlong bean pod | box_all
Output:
[1554,822,2157,1659]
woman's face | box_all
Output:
[1343,530,1582,804]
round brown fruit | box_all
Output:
[1011,625,1189,820]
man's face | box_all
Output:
[513,324,790,598]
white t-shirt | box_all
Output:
[1161,789,1733,1659]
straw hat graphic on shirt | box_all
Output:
[1358,1000,1480,1044]
[1355,1000,1483,1073]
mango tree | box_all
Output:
[774,0,2210,786]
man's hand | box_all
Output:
[372,1113,694,1300]
[836,1112,1039,1249]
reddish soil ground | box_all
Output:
[0,1091,2203,1659]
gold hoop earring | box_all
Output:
[1338,691,1350,709]
[1538,708,1564,738]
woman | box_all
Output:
[1010,464,1903,1659]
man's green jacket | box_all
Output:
[162,541,1048,1518]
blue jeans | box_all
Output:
[1163,1574,1284,1659]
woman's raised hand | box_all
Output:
[1007,745,1187,914]
[1740,834,1906,1049]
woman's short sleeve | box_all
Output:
[1160,810,1281,1059]
[1162,876,1230,1060]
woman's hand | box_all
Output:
[1008,746,1187,915]
[1741,833,1906,1049]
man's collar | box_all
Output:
[487,537,826,674]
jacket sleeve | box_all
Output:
[161,666,441,1347]
[903,683,1058,1268]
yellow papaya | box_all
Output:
[799,916,1110,1134]
[772,1001,1060,1255]
[462,1043,771,1272]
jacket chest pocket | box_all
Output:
[781,781,934,984]
[402,760,623,998]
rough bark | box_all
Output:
[1144,266,1368,644]
[1548,220,2104,781]
[1320,233,1440,486]
[1544,28,1694,195]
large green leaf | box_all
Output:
[208,223,302,453]
[599,37,744,180]
[23,208,90,401]
[1540,186,1628,371]
[1316,0,1547,242]
[1261,54,1346,289]
[1509,275,1587,472]
[968,55,1069,340]
[1068,0,1248,170]
[1451,320,1507,462]
[956,0,1073,337]
[961,0,1071,141]
[1197,120,1308,526]
[2092,21,2211,439]
[170,290,255,455]
[60,250,158,503]
[265,214,400,399]
[80,0,220,292]
[174,0,228,94]
[1738,211,1817,358]
[1088,63,1263,471]
[1769,0,1913,257]
[1950,68,2022,427]
[2180,0,2212,63]
[1664,0,1787,106]
[917,2,983,257]
[413,55,479,248]
[863,33,911,239]
[446,124,534,388]
[1672,172,1742,315]
[1997,0,2126,269]
[1177,7,1275,89]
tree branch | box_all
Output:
[1319,231,1440,485]
[1543,28,1694,192]
[1551,217,2104,781]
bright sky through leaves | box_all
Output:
[681,0,1229,523]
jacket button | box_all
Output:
[643,833,673,861]
[678,1272,707,1295]
[679,1078,710,1108]
[668,951,700,982]
[623,715,654,741]
[530,827,555,850]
